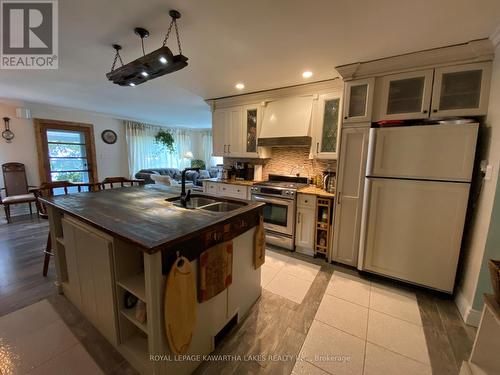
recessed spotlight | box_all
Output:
[141,71,149,77]
[302,71,313,78]
[235,83,245,90]
[159,56,167,64]
[129,83,136,87]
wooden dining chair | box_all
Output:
[32,181,101,276]
[1,162,37,223]
[100,177,145,189]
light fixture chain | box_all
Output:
[174,20,182,54]
[162,19,175,47]
[111,50,124,71]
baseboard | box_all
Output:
[455,290,482,327]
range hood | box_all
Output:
[258,96,313,147]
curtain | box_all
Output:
[201,130,222,168]
[125,121,195,177]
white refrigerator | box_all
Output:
[358,123,478,293]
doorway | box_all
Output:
[34,119,98,186]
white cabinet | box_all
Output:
[431,62,491,117]
[332,126,369,266]
[203,181,249,200]
[342,78,375,124]
[211,106,242,157]
[312,92,342,159]
[212,104,270,158]
[241,104,270,158]
[212,110,226,156]
[377,70,434,120]
[375,62,492,120]
[295,194,316,253]
[217,183,249,199]
[62,217,118,344]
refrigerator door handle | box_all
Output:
[357,176,372,270]
[365,128,377,177]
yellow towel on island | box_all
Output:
[198,241,233,303]
[254,215,265,269]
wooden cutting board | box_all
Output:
[198,241,233,303]
[164,256,196,355]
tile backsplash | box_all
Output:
[224,147,336,181]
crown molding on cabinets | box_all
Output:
[336,39,494,81]
[491,25,500,49]
[206,78,342,110]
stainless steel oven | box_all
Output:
[251,187,297,250]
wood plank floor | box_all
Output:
[0,216,477,374]
[0,214,56,317]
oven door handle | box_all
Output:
[252,195,293,206]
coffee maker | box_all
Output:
[233,162,254,180]
[323,170,336,193]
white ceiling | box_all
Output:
[1,0,499,128]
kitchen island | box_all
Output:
[41,185,264,375]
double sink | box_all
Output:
[166,194,247,213]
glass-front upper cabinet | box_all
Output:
[313,92,342,159]
[378,69,434,121]
[241,104,270,158]
[342,78,375,124]
[431,62,491,117]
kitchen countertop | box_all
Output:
[40,184,264,254]
[298,185,336,198]
[202,178,258,186]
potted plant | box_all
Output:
[154,130,175,153]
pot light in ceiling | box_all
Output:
[235,83,245,90]
[106,10,188,87]
[302,71,313,78]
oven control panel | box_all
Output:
[251,186,296,199]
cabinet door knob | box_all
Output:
[422,110,428,114]
[344,116,348,120]
[316,142,319,153]
[433,109,438,113]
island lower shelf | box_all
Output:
[49,208,262,375]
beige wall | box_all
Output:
[0,100,129,189]
[456,39,500,325]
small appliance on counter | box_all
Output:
[215,164,224,180]
[323,171,336,193]
[220,167,231,180]
[233,162,256,181]
[233,162,248,180]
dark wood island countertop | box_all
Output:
[41,185,264,256]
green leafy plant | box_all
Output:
[191,159,206,169]
[154,130,175,153]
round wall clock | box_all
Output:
[101,129,117,144]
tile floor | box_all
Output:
[261,250,321,304]
[0,300,103,375]
[294,271,432,375]
[0,242,475,375]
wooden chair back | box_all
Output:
[101,177,145,189]
[32,181,101,218]
[2,162,29,196]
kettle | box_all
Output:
[323,171,336,193]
